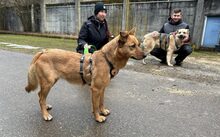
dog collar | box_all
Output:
[103,52,115,79]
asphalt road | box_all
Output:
[1,50,220,137]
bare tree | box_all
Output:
[0,0,13,8]
[0,0,12,30]
[11,0,40,31]
[0,0,41,31]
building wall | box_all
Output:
[204,0,220,15]
[193,0,220,47]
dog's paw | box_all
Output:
[142,59,147,64]
[101,108,110,116]
[96,115,106,123]
[46,104,52,110]
[43,113,53,121]
[168,64,173,67]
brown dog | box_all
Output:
[25,28,145,123]
[141,29,189,66]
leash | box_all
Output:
[84,45,97,54]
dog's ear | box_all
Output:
[118,31,129,47]
[151,31,160,38]
[186,29,190,34]
[175,29,179,34]
[120,31,128,38]
[128,27,136,35]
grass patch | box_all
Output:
[191,50,220,61]
[0,34,77,54]
[0,34,220,61]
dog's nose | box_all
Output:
[140,43,145,51]
[178,35,185,39]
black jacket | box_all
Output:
[76,15,110,54]
[159,17,189,34]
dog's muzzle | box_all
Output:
[178,35,186,39]
[131,54,146,60]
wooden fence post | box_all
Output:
[31,4,35,32]
[122,0,129,31]
[192,0,204,48]
[75,0,81,35]
[40,0,46,33]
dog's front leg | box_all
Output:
[38,87,53,121]
[166,50,173,66]
[91,87,106,123]
[99,89,110,116]
[142,57,147,65]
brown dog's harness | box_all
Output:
[79,52,115,84]
[80,55,92,84]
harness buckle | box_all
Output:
[80,55,85,74]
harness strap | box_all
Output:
[89,57,93,74]
[159,33,170,50]
[159,33,162,49]
[166,34,170,50]
[80,55,87,84]
[170,34,180,50]
[104,53,115,78]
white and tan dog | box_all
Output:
[141,29,189,66]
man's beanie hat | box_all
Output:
[94,2,107,15]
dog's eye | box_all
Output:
[129,44,136,50]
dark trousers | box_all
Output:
[150,44,193,63]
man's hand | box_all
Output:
[183,35,190,43]
[170,32,177,36]
[84,44,91,49]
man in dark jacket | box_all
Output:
[150,8,193,66]
[76,2,110,54]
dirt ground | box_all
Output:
[125,55,220,86]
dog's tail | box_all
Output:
[25,51,44,93]
[25,65,38,92]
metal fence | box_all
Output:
[0,0,197,39]
[78,1,196,37]
[46,5,75,34]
